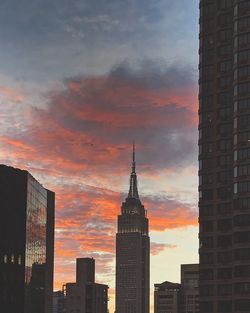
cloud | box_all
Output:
[151,242,177,255]
[0,60,197,185]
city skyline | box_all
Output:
[0,1,199,312]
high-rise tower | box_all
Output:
[199,1,250,312]
[115,143,150,313]
[0,164,55,313]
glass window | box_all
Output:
[217,268,232,279]
[218,251,232,264]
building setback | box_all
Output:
[199,1,250,312]
[65,258,108,313]
[0,164,55,313]
[115,144,150,313]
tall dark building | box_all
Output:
[199,1,250,312]
[115,144,150,313]
[0,164,55,313]
[65,257,108,313]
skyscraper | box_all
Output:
[0,164,55,313]
[199,1,250,312]
[115,144,150,313]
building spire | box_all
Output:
[128,141,139,199]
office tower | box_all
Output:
[199,1,250,312]
[65,258,108,313]
[115,144,150,313]
[0,164,55,313]
[154,281,181,313]
[180,264,199,313]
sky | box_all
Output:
[0,0,199,312]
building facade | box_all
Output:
[53,290,67,313]
[154,281,181,313]
[65,258,108,313]
[180,264,199,313]
[199,0,250,312]
[115,144,150,313]
[0,164,55,313]
[154,264,199,313]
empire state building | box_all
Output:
[115,144,150,313]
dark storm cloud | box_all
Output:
[0,0,198,82]
[0,59,197,177]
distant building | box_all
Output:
[115,143,150,313]
[154,264,199,313]
[53,290,66,313]
[154,281,181,313]
[0,164,55,313]
[180,264,199,313]
[65,258,108,313]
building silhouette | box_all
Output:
[199,1,250,312]
[154,281,181,313]
[0,164,55,313]
[65,258,108,313]
[154,264,199,313]
[53,290,66,313]
[180,264,199,313]
[115,143,150,313]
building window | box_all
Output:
[217,124,232,137]
[200,269,214,280]
[218,0,232,9]
[217,268,232,279]
[200,285,214,296]
[218,202,232,215]
[234,282,250,294]
[201,221,214,232]
[234,248,250,261]
[235,265,250,277]
[217,235,232,247]
[217,171,232,183]
[234,214,250,227]
[234,181,250,193]
[218,301,232,312]
[200,189,214,201]
[217,155,232,166]
[236,131,250,144]
[217,187,232,199]
[201,236,214,248]
[238,33,250,47]
[218,107,231,120]
[200,252,214,264]
[218,285,232,296]
[234,197,250,210]
[200,301,213,312]
[218,251,232,264]
[234,231,250,244]
[236,148,250,160]
[218,92,232,106]
[199,205,213,217]
[217,219,232,231]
